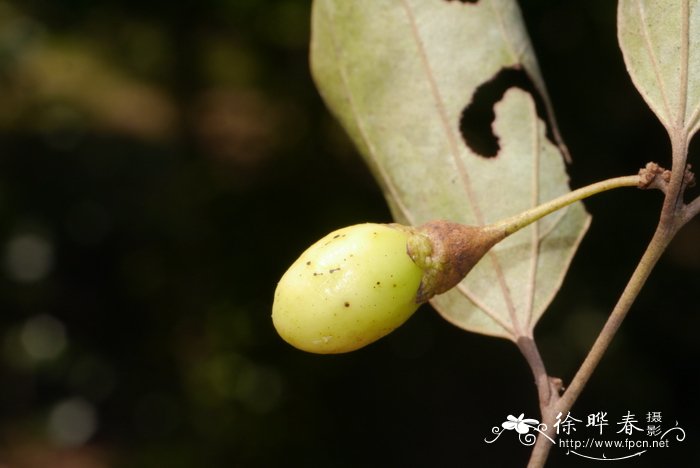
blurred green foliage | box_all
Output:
[0,1,698,466]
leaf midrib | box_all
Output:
[400,0,529,337]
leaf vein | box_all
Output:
[636,0,675,127]
[400,0,520,334]
[454,284,516,339]
[325,3,415,225]
[679,0,690,127]
[525,97,540,328]
[399,0,483,223]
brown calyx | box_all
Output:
[408,220,505,303]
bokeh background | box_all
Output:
[0,1,697,467]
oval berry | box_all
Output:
[272,223,424,354]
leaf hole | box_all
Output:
[459,67,553,158]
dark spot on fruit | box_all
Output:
[344,302,350,307]
[333,234,340,239]
[313,272,323,276]
[329,268,341,274]
[306,261,311,266]
[376,281,381,285]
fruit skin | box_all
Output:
[272,223,424,354]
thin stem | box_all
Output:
[517,336,558,414]
[474,173,642,466]
[527,137,690,468]
[682,195,700,223]
[527,410,557,468]
[489,175,640,236]
[526,218,675,468]
[558,226,672,410]
[556,140,687,417]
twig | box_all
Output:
[526,133,692,467]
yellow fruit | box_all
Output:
[272,223,424,354]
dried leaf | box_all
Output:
[310,0,590,340]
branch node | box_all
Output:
[639,162,695,193]
[638,162,670,191]
[550,377,565,396]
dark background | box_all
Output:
[0,1,697,467]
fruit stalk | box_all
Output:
[489,175,640,236]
